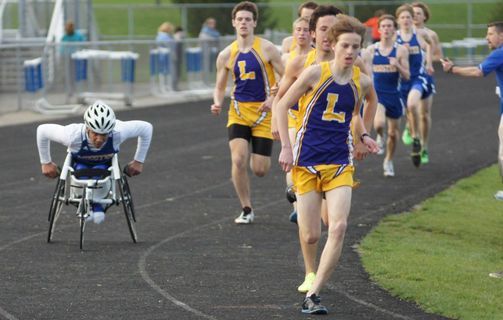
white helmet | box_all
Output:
[84,100,116,134]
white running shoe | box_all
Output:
[376,134,384,155]
[383,160,395,177]
[234,210,255,224]
[93,211,105,224]
[494,190,503,201]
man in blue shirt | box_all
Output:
[442,21,503,280]
[441,21,503,202]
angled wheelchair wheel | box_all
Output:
[47,179,65,243]
[119,175,137,243]
[78,189,88,250]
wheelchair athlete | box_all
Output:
[37,100,153,223]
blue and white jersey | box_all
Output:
[37,120,153,165]
[372,43,401,94]
[72,131,118,166]
[396,30,424,79]
[479,45,503,114]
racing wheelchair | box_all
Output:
[47,152,137,250]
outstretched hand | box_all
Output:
[440,58,454,72]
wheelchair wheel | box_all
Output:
[78,188,88,250]
[47,179,65,243]
[119,175,137,243]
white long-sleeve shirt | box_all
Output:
[37,120,153,164]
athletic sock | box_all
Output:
[242,206,252,215]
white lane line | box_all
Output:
[0,307,18,320]
[138,199,285,319]
[0,232,48,320]
[135,180,232,210]
[330,285,414,320]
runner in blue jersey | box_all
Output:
[362,14,410,177]
[395,4,433,167]
[412,2,443,165]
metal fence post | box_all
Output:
[466,0,473,38]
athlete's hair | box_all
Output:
[309,5,343,32]
[232,1,258,21]
[297,1,318,17]
[395,4,414,20]
[327,14,366,46]
[378,14,397,29]
[411,2,431,23]
[293,16,310,29]
[488,21,503,33]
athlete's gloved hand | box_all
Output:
[125,160,143,177]
[41,162,60,179]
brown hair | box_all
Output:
[378,14,397,29]
[297,1,319,17]
[232,1,258,21]
[488,21,503,33]
[327,14,366,46]
[309,5,343,32]
[412,2,430,22]
[395,4,414,19]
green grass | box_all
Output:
[359,165,503,320]
[92,1,500,41]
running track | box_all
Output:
[0,70,498,319]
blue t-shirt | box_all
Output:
[479,45,503,114]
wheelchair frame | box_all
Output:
[47,153,137,250]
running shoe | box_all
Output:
[383,160,395,177]
[489,271,503,278]
[234,210,254,224]
[494,190,503,201]
[91,204,105,224]
[376,134,384,155]
[298,272,316,293]
[301,293,328,315]
[421,149,429,164]
[411,138,422,168]
[289,210,298,224]
[402,127,413,145]
[286,185,296,203]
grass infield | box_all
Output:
[359,164,503,320]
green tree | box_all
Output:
[172,0,276,37]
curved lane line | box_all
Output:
[138,199,284,319]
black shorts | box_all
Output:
[228,124,273,157]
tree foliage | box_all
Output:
[171,0,276,37]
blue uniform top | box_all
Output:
[372,43,400,94]
[294,62,363,166]
[72,132,118,166]
[396,30,424,79]
[479,45,503,114]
